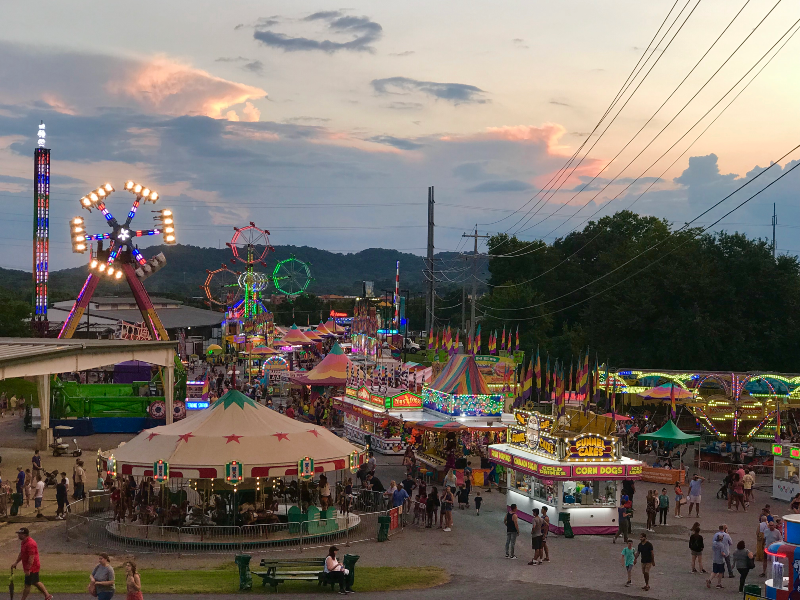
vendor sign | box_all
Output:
[153,459,169,483]
[565,434,616,461]
[390,392,422,409]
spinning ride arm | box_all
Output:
[57,273,101,339]
[122,262,169,341]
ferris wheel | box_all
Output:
[227,223,273,265]
[272,255,313,296]
[202,265,241,307]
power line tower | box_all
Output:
[462,226,490,340]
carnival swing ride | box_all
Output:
[59,181,176,340]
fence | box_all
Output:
[65,496,399,555]
[696,460,773,476]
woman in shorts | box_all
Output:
[440,486,454,531]
[674,482,684,518]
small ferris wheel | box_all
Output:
[272,255,313,296]
[227,223,273,265]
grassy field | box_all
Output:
[35,566,449,594]
[0,378,38,405]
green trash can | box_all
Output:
[235,554,252,591]
[377,515,391,542]
[10,492,23,517]
[558,512,574,539]
[743,584,761,596]
[343,554,360,590]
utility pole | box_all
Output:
[462,226,490,341]
[425,186,435,335]
[773,203,777,259]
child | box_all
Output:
[621,539,635,587]
[474,491,483,515]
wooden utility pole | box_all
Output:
[462,226,490,341]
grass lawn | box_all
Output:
[37,566,449,594]
[0,378,38,405]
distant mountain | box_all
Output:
[0,244,488,303]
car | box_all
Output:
[403,338,420,353]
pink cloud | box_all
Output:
[107,56,267,118]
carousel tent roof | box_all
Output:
[294,342,352,386]
[107,390,360,478]
[430,353,491,395]
[281,324,314,345]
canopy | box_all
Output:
[431,354,491,395]
[249,346,282,356]
[303,329,324,342]
[638,383,693,399]
[314,321,337,336]
[107,390,361,478]
[638,420,701,444]
[322,319,342,335]
[293,342,353,386]
[207,344,223,354]
[603,412,632,421]
[281,324,314,345]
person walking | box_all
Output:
[720,524,735,578]
[124,561,142,600]
[658,488,669,526]
[73,460,85,501]
[31,450,42,481]
[743,470,754,504]
[440,486,454,531]
[24,469,32,508]
[11,528,53,600]
[621,539,636,587]
[425,486,439,528]
[674,482,684,518]
[634,532,655,591]
[90,553,115,600]
[707,529,728,588]
[645,490,656,531]
[732,540,754,592]
[541,506,551,562]
[687,474,704,518]
[528,508,543,566]
[504,504,519,559]
[55,477,68,520]
[613,495,632,543]
[689,522,706,574]
[760,520,783,577]
[34,475,44,518]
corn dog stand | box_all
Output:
[489,409,643,535]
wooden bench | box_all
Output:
[251,555,359,592]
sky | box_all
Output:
[1,0,799,272]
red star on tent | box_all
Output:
[307,429,319,437]
[273,432,289,441]
[224,434,243,444]
[177,432,194,443]
[147,433,159,441]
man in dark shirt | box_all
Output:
[367,475,385,493]
[401,477,416,496]
[634,532,655,591]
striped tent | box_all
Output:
[281,324,314,345]
[430,353,491,395]
[294,342,353,385]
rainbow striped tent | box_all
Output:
[430,354,491,395]
[294,342,353,385]
[280,324,314,345]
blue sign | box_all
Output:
[186,401,209,410]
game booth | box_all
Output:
[489,409,643,534]
[99,389,367,549]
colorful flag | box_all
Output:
[534,347,541,400]
[501,326,506,351]
[604,361,610,410]
[428,329,434,350]
[544,355,550,401]
[475,324,481,355]
[569,360,574,404]
[454,330,460,354]
[435,329,439,351]
[201,374,210,402]
[522,356,533,401]
[515,326,520,352]
[670,382,676,420]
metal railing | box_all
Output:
[65,496,400,555]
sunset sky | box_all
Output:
[1,0,799,271]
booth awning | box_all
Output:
[638,420,701,444]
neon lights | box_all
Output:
[421,387,503,416]
[773,444,784,455]
[32,136,51,333]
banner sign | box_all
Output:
[565,434,616,461]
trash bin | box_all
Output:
[343,554,360,590]
[377,515,391,542]
[10,492,23,517]
[743,584,761,596]
[558,512,574,539]
[234,554,252,591]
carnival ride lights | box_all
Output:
[58,180,174,340]
[272,255,313,296]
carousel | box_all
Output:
[99,390,366,549]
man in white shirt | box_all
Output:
[720,524,734,578]
[34,476,45,518]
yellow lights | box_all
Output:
[155,208,176,244]
[98,264,106,272]
[90,193,99,202]
[90,260,98,268]
[104,183,113,192]
[81,197,91,207]
[165,226,174,234]
[97,188,106,197]
[115,271,123,280]
[125,181,159,202]
[107,267,114,276]
[164,217,173,225]
[71,216,88,253]
[162,210,172,216]
[165,234,176,243]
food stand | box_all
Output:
[772,443,800,501]
[637,420,700,484]
[335,386,423,454]
[489,409,643,535]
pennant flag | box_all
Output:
[475,324,481,355]
[670,382,676,420]
[501,326,506,351]
[435,329,440,351]
[604,361,610,410]
[455,330,460,354]
[544,355,550,402]
[515,326,520,352]
[201,374,210,401]
[534,347,541,401]
[522,355,533,401]
[428,329,434,350]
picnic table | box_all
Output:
[236,553,360,592]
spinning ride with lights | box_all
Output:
[202,223,276,344]
[58,181,176,340]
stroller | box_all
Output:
[716,473,731,499]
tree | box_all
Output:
[0,296,32,337]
